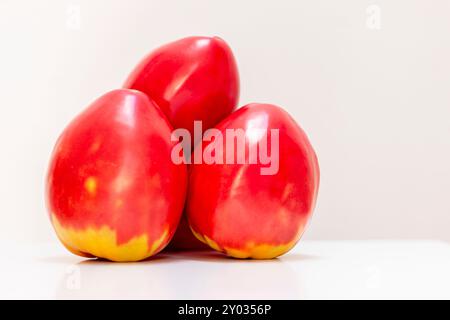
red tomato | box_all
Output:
[124,36,240,141]
[186,103,320,259]
[46,89,187,261]
[124,36,239,250]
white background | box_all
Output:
[0,0,449,245]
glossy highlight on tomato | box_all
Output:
[46,89,187,262]
[186,103,320,259]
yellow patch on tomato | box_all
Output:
[149,227,169,255]
[190,226,298,259]
[51,215,168,262]
[84,176,97,195]
[191,227,223,252]
[203,236,222,252]
[190,226,206,243]
[224,240,297,259]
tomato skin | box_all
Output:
[46,89,187,262]
[186,103,320,259]
[124,36,240,140]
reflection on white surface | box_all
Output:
[55,251,302,300]
[1,241,450,299]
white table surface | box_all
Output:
[1,240,449,299]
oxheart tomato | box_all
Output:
[186,103,320,259]
[124,36,239,250]
[124,36,240,139]
[46,89,187,262]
